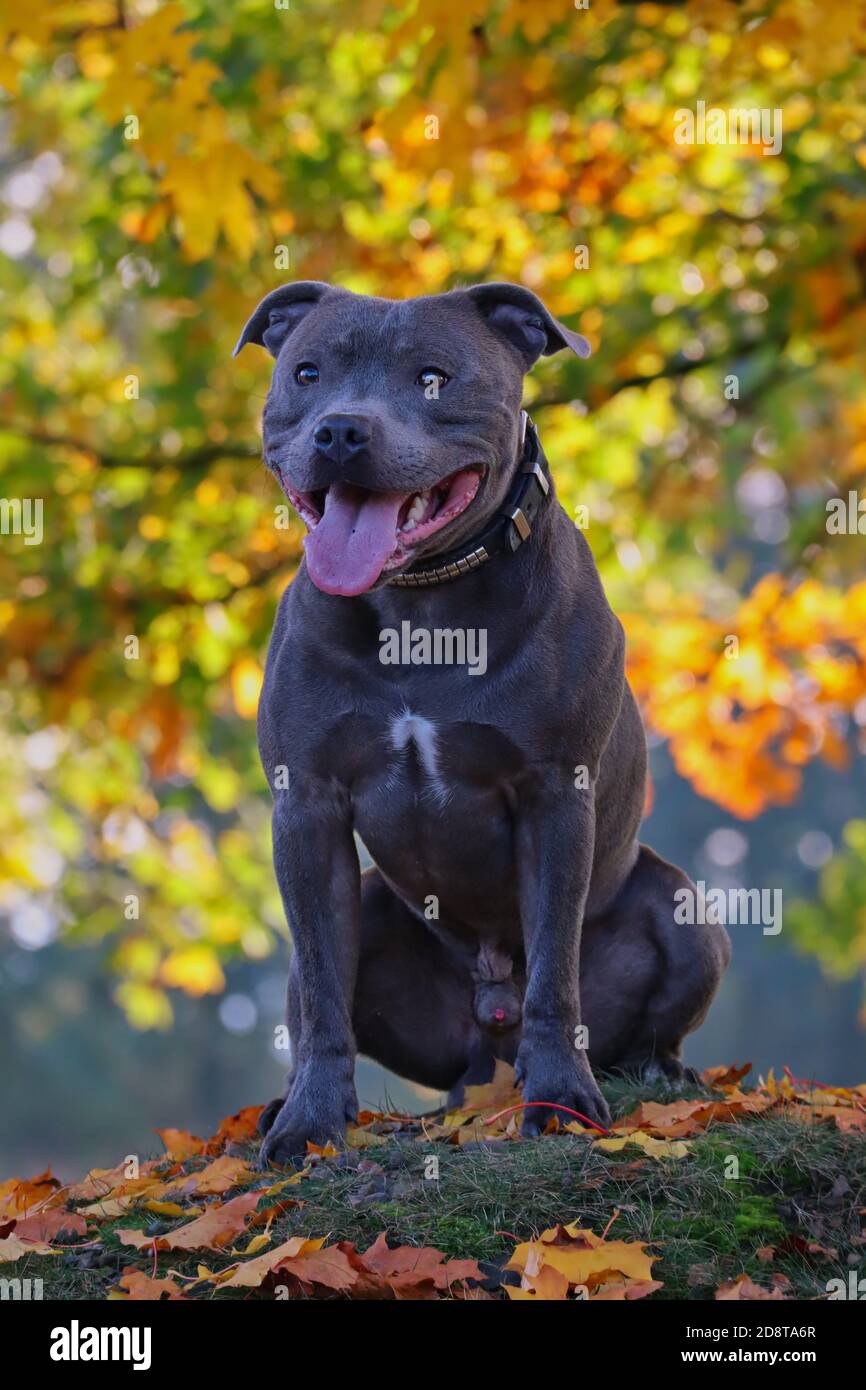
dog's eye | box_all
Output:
[295,363,320,386]
[416,368,449,391]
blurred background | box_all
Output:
[1,0,865,1179]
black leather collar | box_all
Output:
[387,411,550,588]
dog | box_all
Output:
[234,280,731,1163]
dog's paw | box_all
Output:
[257,1071,358,1168]
[516,1041,611,1135]
[257,1096,285,1137]
[639,1057,702,1091]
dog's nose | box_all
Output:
[495,1008,506,1022]
[313,414,372,466]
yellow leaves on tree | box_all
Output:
[76,3,280,260]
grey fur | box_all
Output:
[236,280,731,1163]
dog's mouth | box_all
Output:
[281,465,483,597]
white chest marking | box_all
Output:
[390,712,441,783]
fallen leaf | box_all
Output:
[0,1170,63,1220]
[67,1160,168,1203]
[206,1106,264,1153]
[716,1273,787,1300]
[6,1209,88,1242]
[507,1222,659,1295]
[593,1131,691,1159]
[142,1200,200,1219]
[616,1090,777,1138]
[591,1278,663,1300]
[156,1128,207,1160]
[359,1231,482,1291]
[210,1234,329,1288]
[0,1233,59,1262]
[506,1261,570,1300]
[702,1062,752,1090]
[118,1190,260,1252]
[168,1155,255,1197]
[116,1268,187,1300]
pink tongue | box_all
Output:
[303,482,407,596]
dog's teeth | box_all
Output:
[402,491,430,531]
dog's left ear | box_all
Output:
[233,281,333,359]
[466,282,591,368]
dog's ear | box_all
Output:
[466,282,591,368]
[233,281,332,359]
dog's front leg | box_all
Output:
[259,783,360,1165]
[515,774,611,1134]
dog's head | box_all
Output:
[235,281,590,596]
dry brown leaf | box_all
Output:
[591,1278,663,1300]
[0,1169,63,1220]
[508,1222,659,1295]
[702,1062,752,1090]
[360,1231,482,1290]
[506,1262,570,1300]
[168,1155,255,1197]
[156,1128,207,1160]
[0,1232,59,1261]
[7,1209,88,1242]
[116,1268,187,1300]
[616,1090,777,1138]
[206,1105,264,1153]
[210,1234,329,1288]
[118,1190,260,1253]
[593,1131,691,1159]
[716,1273,787,1301]
[345,1126,389,1149]
[67,1160,169,1203]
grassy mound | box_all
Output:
[4,1070,864,1301]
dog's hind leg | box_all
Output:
[352,868,483,1094]
[581,845,730,1084]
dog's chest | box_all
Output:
[347,708,525,915]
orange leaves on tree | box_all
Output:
[624,576,866,817]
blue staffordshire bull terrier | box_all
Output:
[234,280,730,1163]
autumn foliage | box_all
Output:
[2,1062,864,1300]
[2,0,866,1016]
